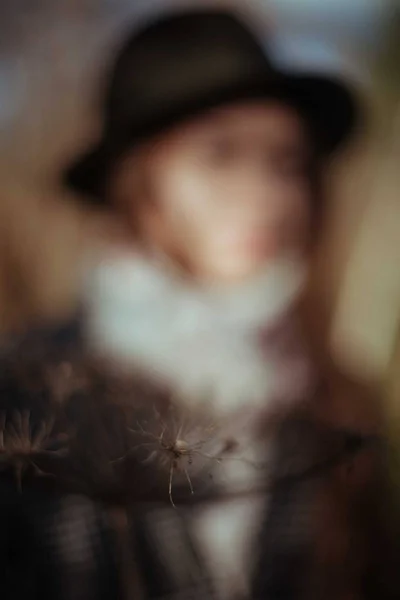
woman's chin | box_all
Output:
[199,257,273,285]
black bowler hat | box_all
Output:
[64,8,359,203]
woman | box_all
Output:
[0,5,395,600]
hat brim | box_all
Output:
[63,73,359,203]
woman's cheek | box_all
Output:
[279,189,311,252]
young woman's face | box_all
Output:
[113,100,314,283]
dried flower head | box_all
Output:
[0,409,68,490]
[121,403,264,507]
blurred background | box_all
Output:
[0,0,399,417]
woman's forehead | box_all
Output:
[137,100,310,165]
[165,100,308,146]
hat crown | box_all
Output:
[105,10,275,132]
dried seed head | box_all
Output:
[0,409,69,491]
[174,439,189,453]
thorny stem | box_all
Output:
[190,449,265,470]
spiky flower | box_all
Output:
[122,402,264,507]
[0,409,68,491]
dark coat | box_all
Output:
[0,317,397,600]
